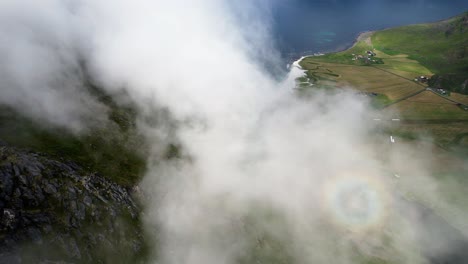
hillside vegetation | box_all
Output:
[372,12,468,94]
[0,83,149,187]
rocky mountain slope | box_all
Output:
[0,144,147,263]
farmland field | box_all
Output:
[450,93,468,105]
[384,91,468,120]
[373,56,432,80]
[299,59,425,101]
[387,121,468,146]
[298,14,468,153]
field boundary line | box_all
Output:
[370,65,426,87]
[427,89,468,108]
[398,119,468,124]
[381,88,427,108]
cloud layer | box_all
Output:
[1,1,467,263]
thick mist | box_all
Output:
[1,1,467,263]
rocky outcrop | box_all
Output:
[0,145,146,263]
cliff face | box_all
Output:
[0,145,146,263]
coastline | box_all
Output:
[291,30,375,70]
[349,30,374,49]
[292,56,306,69]
[288,11,468,73]
[288,30,376,91]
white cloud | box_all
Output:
[1,1,466,263]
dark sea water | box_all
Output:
[270,0,468,62]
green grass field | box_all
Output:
[373,54,432,79]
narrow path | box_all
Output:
[308,60,468,111]
[363,64,427,108]
[380,88,426,108]
[399,119,468,124]
[427,89,468,108]
[369,65,468,109]
[370,65,426,87]
[451,132,468,145]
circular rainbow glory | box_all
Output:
[323,174,389,231]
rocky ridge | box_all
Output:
[0,144,146,263]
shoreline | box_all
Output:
[288,11,468,69]
[288,30,377,90]
[290,30,375,70]
[292,56,306,69]
[349,30,374,49]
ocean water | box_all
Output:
[270,0,468,61]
